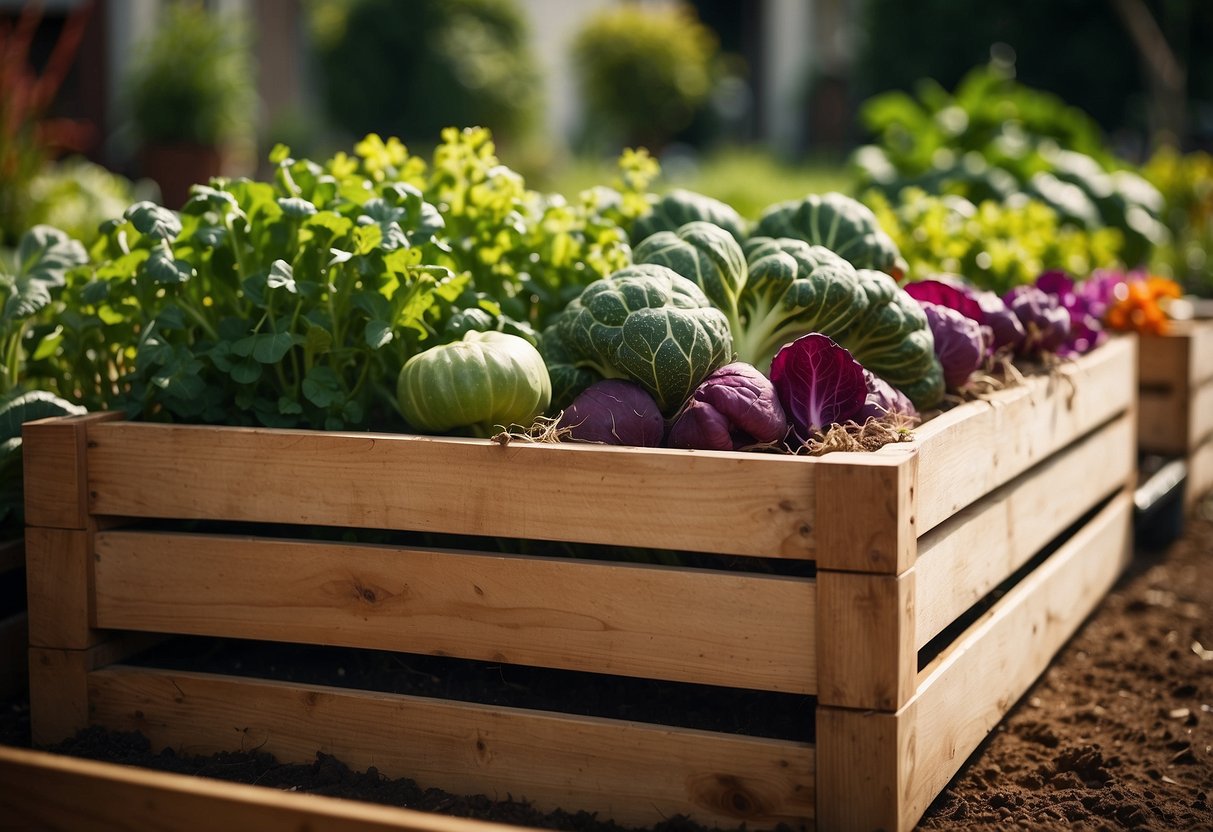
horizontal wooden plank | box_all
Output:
[1138,376,1213,454]
[88,667,815,831]
[0,745,537,832]
[914,413,1134,649]
[818,492,1132,832]
[86,423,818,559]
[1138,388,1188,455]
[1137,330,1190,387]
[909,336,1135,534]
[1139,320,1213,388]
[93,531,815,694]
[903,491,1133,829]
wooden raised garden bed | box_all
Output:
[1137,319,1213,506]
[22,336,1137,832]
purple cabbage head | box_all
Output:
[769,333,867,440]
[1034,270,1108,357]
[667,362,788,451]
[921,302,986,390]
[1004,285,1073,356]
[559,380,664,446]
[858,370,918,422]
[906,276,1024,355]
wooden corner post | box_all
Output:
[23,412,123,744]
[814,449,919,711]
[813,450,918,575]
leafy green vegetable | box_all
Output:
[52,149,462,429]
[396,330,550,435]
[1,225,88,397]
[733,238,866,371]
[630,189,748,246]
[632,220,747,340]
[753,192,903,276]
[733,237,943,409]
[852,61,1165,267]
[550,264,733,414]
[864,188,1122,295]
[841,270,944,408]
[46,130,656,430]
[0,389,86,528]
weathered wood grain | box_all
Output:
[93,531,816,694]
[86,423,819,559]
[89,667,816,831]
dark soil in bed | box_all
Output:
[1,494,1211,831]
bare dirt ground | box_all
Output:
[916,491,1213,831]
[1,494,1210,831]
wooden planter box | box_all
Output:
[22,337,1137,832]
[1137,320,1213,506]
[0,537,27,699]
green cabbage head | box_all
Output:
[754,192,904,277]
[551,264,733,414]
[396,330,551,435]
[839,269,944,409]
[632,220,747,341]
[736,237,943,409]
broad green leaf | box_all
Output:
[277,197,318,219]
[3,279,52,324]
[353,224,382,255]
[302,366,342,407]
[144,247,194,285]
[183,186,238,214]
[125,202,182,241]
[0,389,86,443]
[3,225,88,324]
[31,325,63,361]
[207,342,235,372]
[304,211,353,242]
[252,331,296,364]
[353,291,390,320]
[277,396,304,415]
[17,225,88,288]
[231,335,256,358]
[304,325,333,355]
[364,319,393,349]
[231,358,262,384]
[342,399,364,424]
[268,143,291,165]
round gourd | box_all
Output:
[396,331,552,434]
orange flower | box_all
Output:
[1104,274,1181,336]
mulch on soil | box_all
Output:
[1,494,1211,831]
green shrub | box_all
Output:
[311,0,541,147]
[572,3,718,151]
[126,2,254,146]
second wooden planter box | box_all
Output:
[1137,319,1213,506]
[22,336,1137,832]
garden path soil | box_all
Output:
[1,494,1211,831]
